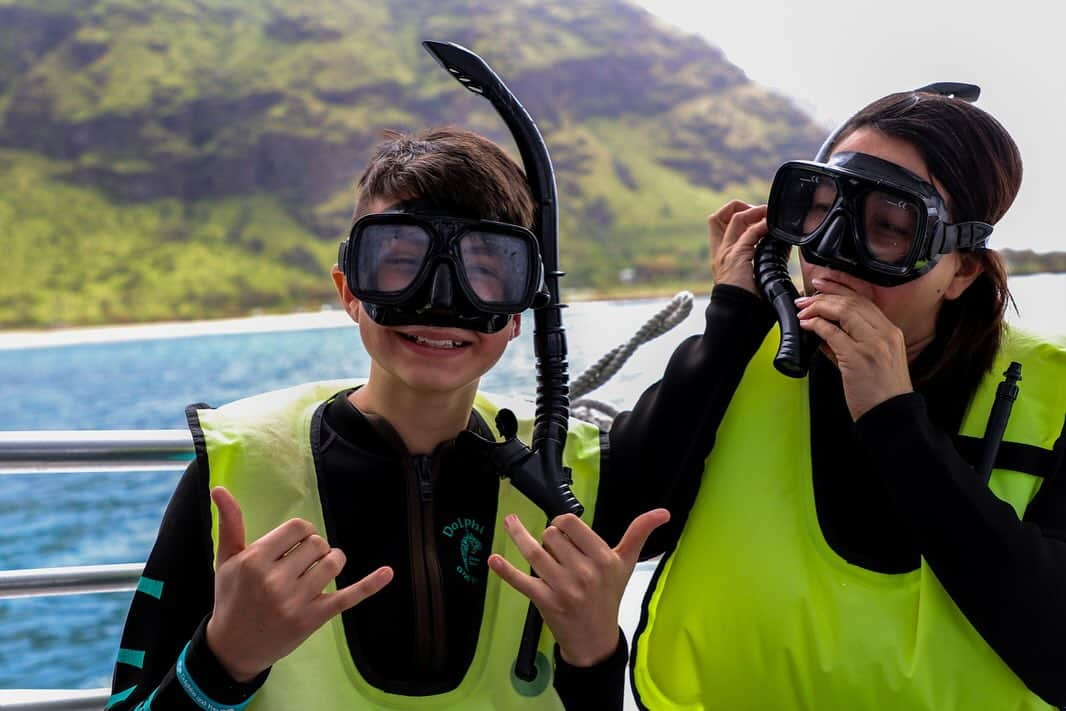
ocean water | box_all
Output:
[1,274,1063,691]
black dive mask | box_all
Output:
[339,203,548,334]
[766,151,993,286]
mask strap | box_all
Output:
[937,221,994,253]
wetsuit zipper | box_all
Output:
[407,454,447,676]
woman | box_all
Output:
[606,89,1066,709]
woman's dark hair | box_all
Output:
[353,126,534,228]
[825,91,1024,387]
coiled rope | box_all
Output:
[570,291,695,429]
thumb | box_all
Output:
[614,508,670,568]
[211,486,246,565]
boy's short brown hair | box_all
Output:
[354,127,534,228]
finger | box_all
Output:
[211,487,246,565]
[732,213,769,251]
[802,280,891,330]
[488,553,551,604]
[313,566,394,620]
[540,524,587,571]
[615,509,671,568]
[720,205,768,248]
[796,295,880,342]
[254,517,317,561]
[799,315,853,357]
[503,514,564,582]
[708,199,753,241]
[299,547,347,596]
[551,514,611,562]
[278,534,331,578]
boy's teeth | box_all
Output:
[412,335,464,348]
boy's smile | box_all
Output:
[394,326,474,353]
[343,295,520,402]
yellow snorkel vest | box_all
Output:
[632,327,1065,710]
[193,381,602,710]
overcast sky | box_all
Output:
[633,0,1061,254]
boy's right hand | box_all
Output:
[708,200,769,296]
[205,486,393,682]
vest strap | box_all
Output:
[953,435,1062,480]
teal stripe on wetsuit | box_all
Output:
[132,688,157,710]
[136,576,164,599]
[117,648,146,669]
[105,685,136,709]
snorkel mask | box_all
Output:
[755,81,986,377]
[339,199,549,333]
[766,151,993,287]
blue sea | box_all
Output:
[1,275,1064,692]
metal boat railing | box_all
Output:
[0,430,193,711]
[0,429,657,710]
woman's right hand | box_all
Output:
[707,200,769,296]
[205,486,393,682]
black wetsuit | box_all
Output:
[109,382,678,710]
[110,284,1066,708]
[595,285,1066,707]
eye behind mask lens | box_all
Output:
[355,223,432,295]
[458,231,533,307]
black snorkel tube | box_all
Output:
[754,238,813,378]
[422,40,581,684]
[756,81,982,378]
[422,40,582,520]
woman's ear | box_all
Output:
[944,252,985,300]
[510,314,522,340]
[331,265,361,323]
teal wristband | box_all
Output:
[175,642,255,711]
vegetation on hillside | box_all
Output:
[12,2,1060,329]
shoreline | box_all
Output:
[0,286,712,351]
[2,272,1060,351]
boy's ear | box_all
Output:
[510,314,521,340]
[331,265,361,323]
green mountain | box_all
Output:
[0,0,826,327]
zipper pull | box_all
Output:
[415,456,434,502]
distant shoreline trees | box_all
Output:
[1001,249,1066,275]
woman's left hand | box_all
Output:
[796,279,913,420]
[488,508,670,667]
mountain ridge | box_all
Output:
[0,0,827,327]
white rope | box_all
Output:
[570,291,695,428]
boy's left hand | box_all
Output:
[488,508,670,667]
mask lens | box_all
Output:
[772,166,839,241]
[458,231,532,306]
[355,223,431,294]
[860,190,920,266]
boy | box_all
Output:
[107,126,667,710]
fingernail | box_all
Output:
[811,278,827,290]
[794,296,809,305]
[505,513,517,528]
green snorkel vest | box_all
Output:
[192,381,602,710]
[632,327,1065,710]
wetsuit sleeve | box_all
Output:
[107,462,268,709]
[856,393,1066,706]
[553,629,628,710]
[595,284,776,557]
